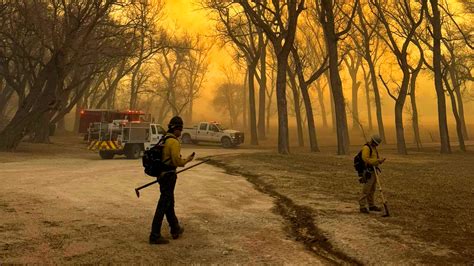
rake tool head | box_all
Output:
[135,189,140,198]
[382,203,390,217]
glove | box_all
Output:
[359,176,368,184]
[186,152,195,162]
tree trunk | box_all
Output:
[410,71,422,150]
[325,40,350,154]
[275,56,290,154]
[0,110,32,150]
[266,89,272,133]
[315,80,328,128]
[351,80,361,129]
[258,35,267,140]
[444,76,466,151]
[449,67,469,140]
[31,112,53,143]
[344,55,361,130]
[297,75,319,152]
[325,71,336,133]
[0,86,14,120]
[248,62,259,145]
[448,91,466,151]
[430,0,451,153]
[243,70,248,131]
[288,69,304,147]
[367,58,386,143]
[394,72,410,155]
[363,69,373,131]
[394,101,407,155]
[301,84,320,152]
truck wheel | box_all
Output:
[99,150,114,159]
[221,137,232,148]
[182,134,192,144]
[125,144,142,159]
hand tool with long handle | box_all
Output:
[374,168,390,217]
[135,159,211,198]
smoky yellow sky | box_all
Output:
[163,1,473,131]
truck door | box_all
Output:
[208,123,220,142]
[144,125,159,150]
[198,122,209,141]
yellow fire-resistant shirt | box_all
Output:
[162,133,189,168]
[361,144,380,167]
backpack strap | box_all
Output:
[155,134,176,147]
[364,143,373,157]
[160,134,177,164]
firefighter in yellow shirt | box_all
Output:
[359,135,386,214]
[149,116,194,245]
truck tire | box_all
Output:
[99,150,114,159]
[221,137,232,148]
[182,134,192,144]
[125,144,142,159]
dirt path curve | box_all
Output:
[0,146,325,264]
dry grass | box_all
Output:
[212,143,474,264]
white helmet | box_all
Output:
[371,134,382,145]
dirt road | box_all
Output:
[0,143,325,264]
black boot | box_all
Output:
[149,235,169,245]
[171,226,184,240]
[360,207,370,214]
[369,206,382,212]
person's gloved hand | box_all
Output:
[186,152,195,162]
[359,176,367,184]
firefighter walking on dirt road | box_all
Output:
[149,116,194,245]
[359,135,386,214]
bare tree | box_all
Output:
[0,1,133,150]
[408,39,424,150]
[213,83,245,128]
[314,0,359,155]
[237,0,305,154]
[371,0,426,155]
[352,0,386,142]
[204,1,264,145]
[360,64,373,131]
[183,35,210,124]
[156,43,189,118]
[425,0,451,153]
[416,0,472,150]
[125,1,166,110]
[342,49,362,130]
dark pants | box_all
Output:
[150,172,180,239]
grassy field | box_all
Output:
[210,143,474,264]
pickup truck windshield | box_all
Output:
[216,124,228,131]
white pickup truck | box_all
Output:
[181,122,244,148]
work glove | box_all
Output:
[358,176,367,184]
[186,152,195,162]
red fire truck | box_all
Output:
[78,109,149,134]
